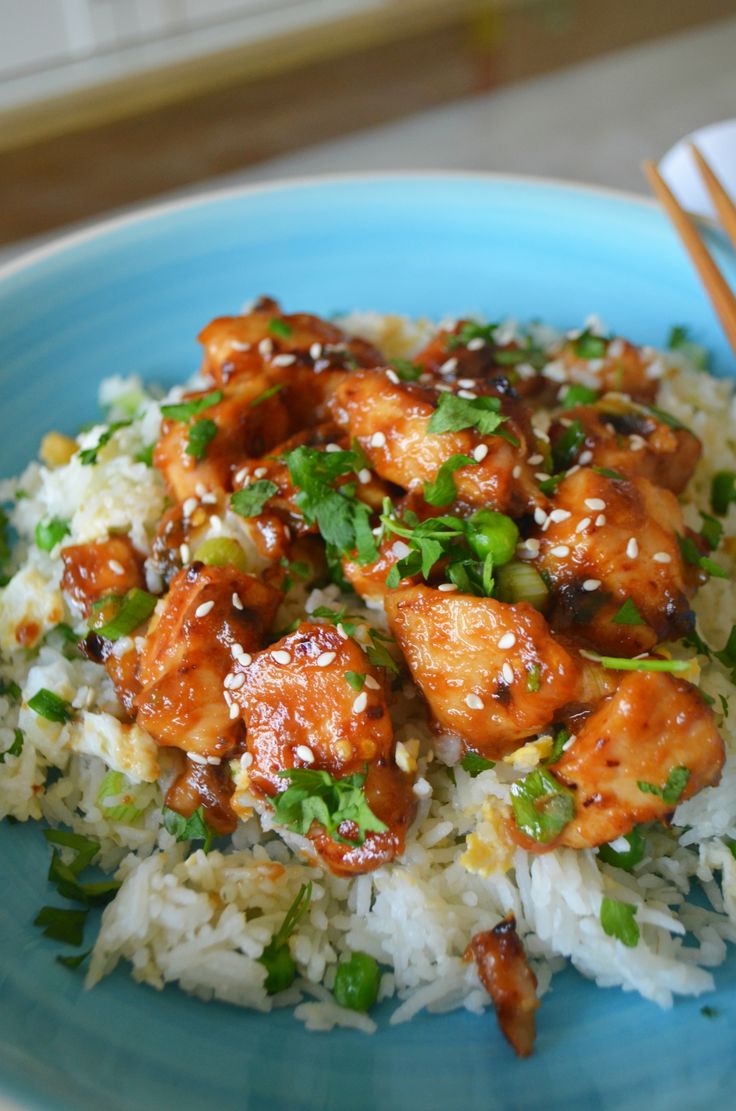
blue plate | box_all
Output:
[1,174,735,1111]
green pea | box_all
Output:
[258,942,297,995]
[333,951,381,1012]
[465,509,519,566]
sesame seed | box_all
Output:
[271,649,291,665]
[201,492,217,505]
[579,450,593,465]
[501,662,514,684]
[325,443,341,453]
[316,651,336,667]
[533,426,551,443]
[465,693,484,710]
[364,676,380,690]
[458,378,476,388]
[584,498,606,511]
[370,431,386,448]
[439,357,458,374]
[310,342,323,360]
[352,691,368,714]
[534,507,548,526]
[549,509,571,523]
[209,514,222,533]
[438,583,458,592]
[295,744,315,764]
[626,538,639,559]
[336,623,349,640]
[229,672,245,691]
[253,466,268,479]
[582,579,601,591]
[232,593,243,610]
[467,337,486,350]
[412,777,432,798]
[528,453,544,466]
[653,551,672,564]
[550,545,570,557]
[179,543,190,564]
[457,389,477,400]
[258,338,273,357]
[512,465,522,479]
[498,632,517,649]
[233,467,249,486]
[108,559,125,575]
[241,752,253,768]
[566,464,581,476]
[182,497,198,517]
[195,483,208,498]
[272,353,296,367]
[207,755,222,766]
[228,702,239,720]
[223,673,236,689]
[195,600,215,618]
[535,472,552,482]
[358,468,372,484]
[595,514,606,527]
[629,434,646,451]
[562,734,577,752]
[576,516,591,533]
[188,753,207,765]
[472,444,489,463]
[385,369,399,385]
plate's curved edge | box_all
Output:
[0,171,664,286]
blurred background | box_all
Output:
[1,0,735,252]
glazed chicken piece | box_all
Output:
[548,334,661,403]
[61,536,146,617]
[548,397,702,495]
[531,469,694,655]
[464,916,539,1058]
[329,369,540,515]
[135,563,281,758]
[412,320,542,399]
[230,620,415,874]
[149,501,219,587]
[154,376,290,503]
[542,671,725,850]
[385,586,580,759]
[198,295,383,390]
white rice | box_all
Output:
[1,313,735,1035]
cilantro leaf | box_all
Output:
[79,420,132,465]
[551,418,586,471]
[162,806,216,853]
[427,392,518,444]
[637,766,690,806]
[283,445,378,563]
[460,753,495,777]
[268,317,292,338]
[258,881,312,994]
[135,442,155,466]
[560,384,599,408]
[35,517,70,552]
[573,330,609,359]
[612,598,646,626]
[273,767,388,846]
[160,390,222,422]
[510,768,575,843]
[423,454,476,507]
[231,480,279,518]
[393,359,423,381]
[185,418,217,460]
[600,897,639,947]
[0,728,23,763]
[446,321,497,350]
[598,827,646,872]
[345,671,366,691]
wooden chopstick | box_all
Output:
[689,143,736,252]
[643,159,736,355]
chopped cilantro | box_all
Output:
[185,418,217,460]
[510,767,575,844]
[345,671,366,691]
[27,688,74,723]
[552,418,586,471]
[423,454,476,507]
[637,766,690,806]
[258,881,312,994]
[273,766,387,846]
[79,420,132,465]
[560,384,599,408]
[365,628,400,674]
[135,442,155,466]
[460,752,495,777]
[250,383,284,407]
[0,728,23,763]
[160,390,222,422]
[598,827,646,871]
[267,317,292,338]
[612,598,646,626]
[711,470,736,516]
[162,806,216,852]
[231,479,280,518]
[547,727,570,764]
[33,906,88,946]
[283,444,377,563]
[446,321,497,349]
[35,517,70,552]
[573,330,609,359]
[600,897,639,947]
[427,392,518,445]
